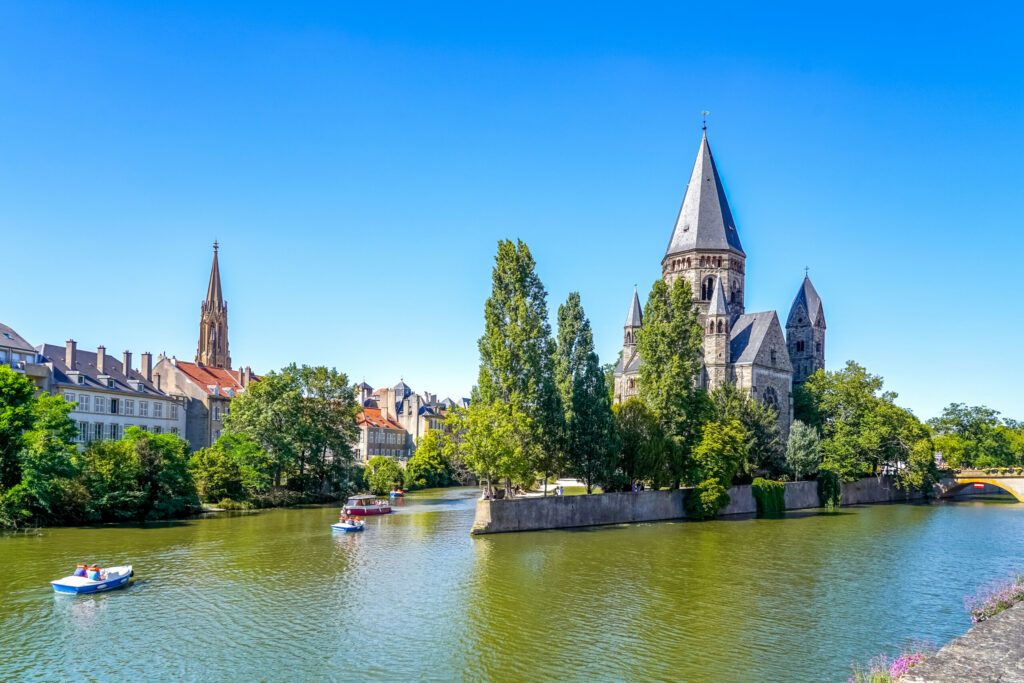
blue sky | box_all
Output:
[2,2,1022,420]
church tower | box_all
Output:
[196,241,231,370]
[662,130,746,322]
[623,287,642,356]
[703,276,731,389]
[786,274,825,384]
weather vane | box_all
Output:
[213,239,219,252]
[804,266,810,276]
[702,110,710,131]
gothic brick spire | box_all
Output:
[664,131,745,258]
[196,241,231,369]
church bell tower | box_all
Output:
[196,241,231,370]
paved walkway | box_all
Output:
[904,602,1024,682]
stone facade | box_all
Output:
[613,131,827,437]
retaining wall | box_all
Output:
[471,476,919,535]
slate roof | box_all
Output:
[0,323,36,354]
[625,289,643,327]
[729,311,786,366]
[615,348,642,375]
[787,275,826,328]
[708,276,728,316]
[39,344,167,397]
[172,360,259,397]
[664,132,745,258]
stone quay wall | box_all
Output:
[471,476,921,535]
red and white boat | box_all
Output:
[342,494,392,516]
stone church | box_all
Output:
[613,131,826,436]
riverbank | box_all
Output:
[471,476,922,534]
[903,602,1024,682]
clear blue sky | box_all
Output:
[2,2,1022,420]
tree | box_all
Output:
[556,292,618,493]
[365,456,403,495]
[688,420,747,519]
[636,277,709,486]
[405,430,454,490]
[0,365,37,491]
[476,239,563,489]
[928,403,1016,469]
[190,433,272,502]
[444,400,537,497]
[786,420,821,481]
[611,398,669,490]
[710,383,785,480]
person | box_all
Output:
[73,564,87,578]
[87,565,101,581]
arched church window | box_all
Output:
[717,320,724,333]
[708,321,715,333]
[701,277,715,301]
[686,258,691,268]
[717,256,722,267]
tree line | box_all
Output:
[440,240,1022,517]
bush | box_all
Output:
[965,574,1024,623]
[404,431,455,490]
[751,478,786,516]
[365,456,403,495]
[817,469,841,510]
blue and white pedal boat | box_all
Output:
[330,521,365,533]
[51,566,133,594]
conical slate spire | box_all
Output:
[787,274,825,327]
[707,276,728,316]
[206,241,224,307]
[625,288,643,327]
[664,132,744,258]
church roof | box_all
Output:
[707,276,728,316]
[664,132,744,258]
[787,275,826,328]
[205,242,224,307]
[625,289,642,327]
[729,311,792,371]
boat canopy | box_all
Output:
[347,495,379,502]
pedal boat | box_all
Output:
[51,566,133,594]
[331,520,365,532]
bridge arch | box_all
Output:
[939,478,1024,503]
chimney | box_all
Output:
[65,339,77,368]
[140,352,153,382]
[241,365,251,388]
[122,350,132,376]
[155,374,162,392]
[96,345,106,373]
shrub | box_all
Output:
[365,456,403,495]
[965,574,1024,623]
[817,469,842,510]
[849,650,929,682]
[751,478,786,516]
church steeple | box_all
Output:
[196,241,231,370]
[786,273,825,385]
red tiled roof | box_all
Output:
[358,407,403,431]
[174,361,259,396]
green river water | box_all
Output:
[2,487,1023,682]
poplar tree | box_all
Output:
[476,240,563,490]
[636,277,709,486]
[555,292,617,493]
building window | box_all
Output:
[153,402,162,418]
[95,396,108,413]
[770,348,777,365]
[109,398,119,414]
[124,399,135,416]
[79,394,91,412]
[169,404,178,420]
[796,340,805,353]
[213,405,221,421]
[153,426,162,434]
[64,392,76,403]
[816,342,822,353]
[140,401,149,417]
[107,423,120,440]
[701,277,715,301]
[94,423,104,441]
[170,427,179,436]
[77,422,88,443]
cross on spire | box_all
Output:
[213,239,219,253]
[701,110,709,131]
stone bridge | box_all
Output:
[936,470,1024,503]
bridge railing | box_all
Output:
[956,467,1024,478]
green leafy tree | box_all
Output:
[476,239,563,490]
[445,400,537,497]
[611,398,669,490]
[688,420,747,519]
[405,430,455,490]
[786,420,822,481]
[190,433,272,502]
[709,383,785,480]
[636,277,709,486]
[556,292,618,493]
[0,365,37,491]
[365,456,403,495]
[928,403,1016,469]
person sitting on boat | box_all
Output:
[73,564,87,578]
[87,565,101,581]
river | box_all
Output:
[2,488,1022,682]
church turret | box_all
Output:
[623,287,642,352]
[196,241,231,370]
[703,276,731,389]
[613,288,643,403]
[662,130,746,319]
[786,273,825,384]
